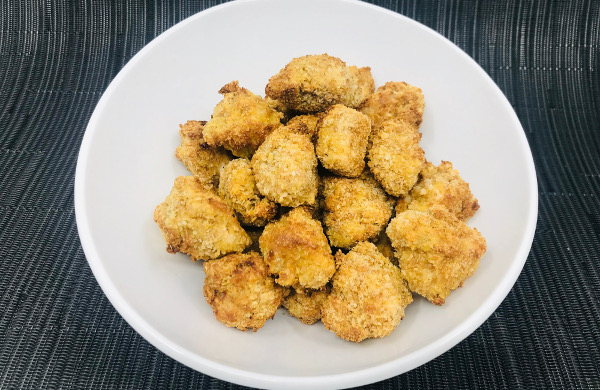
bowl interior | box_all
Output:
[75,0,537,388]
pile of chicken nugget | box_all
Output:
[153,54,487,343]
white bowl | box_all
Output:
[74,0,538,388]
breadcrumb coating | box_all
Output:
[407,161,480,220]
[368,120,425,197]
[373,231,397,265]
[285,114,322,141]
[259,207,335,289]
[321,242,413,342]
[153,176,251,261]
[175,120,233,190]
[386,206,487,305]
[203,81,283,158]
[203,252,288,331]
[315,104,372,177]
[283,285,331,325]
[218,158,278,226]
[322,172,393,249]
[251,127,318,207]
[359,81,425,130]
[265,54,375,112]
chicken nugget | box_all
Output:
[175,120,233,190]
[285,114,322,141]
[321,242,413,342]
[203,81,283,158]
[251,127,318,207]
[386,206,487,305]
[322,171,393,249]
[259,207,335,289]
[360,81,425,130]
[368,120,425,197]
[153,176,251,261]
[265,54,374,112]
[407,161,480,220]
[283,285,331,325]
[315,105,371,177]
[203,252,288,331]
[218,158,278,226]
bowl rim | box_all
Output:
[74,0,538,388]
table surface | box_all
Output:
[1,0,599,389]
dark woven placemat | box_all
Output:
[1,0,599,388]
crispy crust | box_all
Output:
[251,127,319,207]
[407,161,480,220]
[283,285,331,325]
[386,206,487,305]
[218,158,278,226]
[265,54,375,112]
[359,81,425,130]
[153,176,251,261]
[285,114,323,141]
[315,104,372,177]
[175,120,233,190]
[259,207,335,289]
[322,171,393,249]
[203,81,283,158]
[367,120,425,197]
[321,242,413,342]
[203,252,288,331]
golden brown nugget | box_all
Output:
[322,172,393,249]
[407,161,480,220]
[283,285,331,325]
[359,81,425,130]
[315,105,371,177]
[259,207,335,289]
[218,159,278,226]
[386,206,487,305]
[265,54,374,112]
[203,252,288,331]
[203,81,283,158]
[368,120,426,197]
[251,127,318,207]
[153,176,251,261]
[175,120,233,190]
[285,114,322,141]
[321,242,413,342]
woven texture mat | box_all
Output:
[1,1,599,388]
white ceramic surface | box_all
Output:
[74,0,538,388]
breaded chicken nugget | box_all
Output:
[203,252,288,331]
[218,158,278,226]
[321,242,413,342]
[259,207,335,289]
[315,104,371,177]
[360,81,425,130]
[251,127,318,207]
[407,161,480,220]
[285,114,322,141]
[153,176,251,261]
[386,206,487,305]
[322,171,393,248]
[203,81,283,158]
[265,54,375,112]
[368,120,425,197]
[175,120,233,190]
[283,285,331,325]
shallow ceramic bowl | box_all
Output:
[75,0,538,388]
